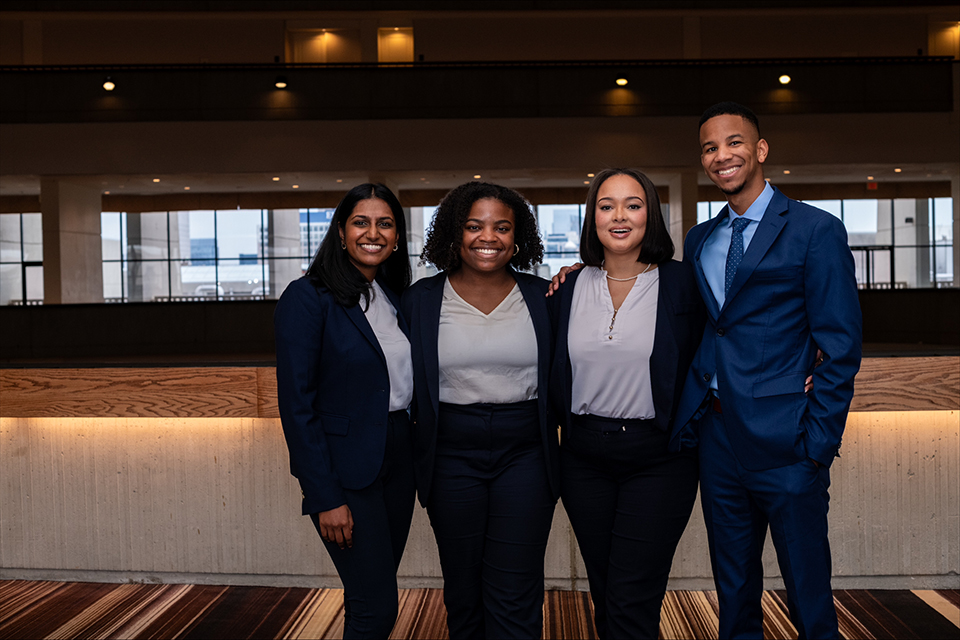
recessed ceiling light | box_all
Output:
[894,168,902,173]
[274,76,288,89]
[779,74,791,85]
[473,174,481,179]
[292,184,300,189]
[615,75,628,87]
[103,77,115,91]
[153,178,160,183]
[867,176,874,181]
[583,181,590,184]
[104,190,110,194]
[587,173,595,177]
[783,170,791,174]
[336,179,343,183]
[272,176,280,181]
[184,186,190,190]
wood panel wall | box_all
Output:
[3,357,957,418]
[1,358,957,588]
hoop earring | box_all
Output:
[393,244,399,252]
[514,244,519,256]
[341,240,346,250]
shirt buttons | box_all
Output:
[703,373,712,382]
[608,335,613,340]
[717,328,725,337]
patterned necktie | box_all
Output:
[724,217,750,296]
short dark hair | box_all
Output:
[580,168,674,267]
[699,101,761,137]
[421,181,544,272]
[306,183,411,308]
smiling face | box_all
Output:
[338,198,398,281]
[593,174,648,260]
[458,198,516,275]
[699,113,769,208]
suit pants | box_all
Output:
[699,406,838,640]
[561,413,699,640]
[310,410,416,640]
[427,400,556,640]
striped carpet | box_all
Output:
[1,581,957,639]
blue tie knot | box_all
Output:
[732,217,750,234]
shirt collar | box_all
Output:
[726,181,774,227]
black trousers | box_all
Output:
[560,413,699,640]
[309,410,416,640]
[427,400,556,640]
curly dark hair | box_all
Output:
[421,181,544,272]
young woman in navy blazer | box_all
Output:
[401,182,559,640]
[275,183,415,639]
[548,169,706,639]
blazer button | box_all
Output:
[717,328,725,337]
[703,373,711,382]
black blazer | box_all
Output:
[548,260,706,448]
[275,276,411,515]
[401,269,560,506]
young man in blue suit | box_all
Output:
[674,102,862,639]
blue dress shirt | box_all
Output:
[699,181,775,391]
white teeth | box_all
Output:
[475,248,499,254]
[359,244,383,251]
[718,167,739,176]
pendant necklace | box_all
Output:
[606,262,653,334]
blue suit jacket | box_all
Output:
[401,270,560,506]
[274,276,410,515]
[674,186,863,470]
[549,261,706,447]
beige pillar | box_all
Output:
[40,178,104,304]
[667,170,701,260]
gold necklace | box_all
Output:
[607,262,652,333]
[604,261,653,282]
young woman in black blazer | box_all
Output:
[274,183,415,639]
[402,182,559,640]
[548,169,706,639]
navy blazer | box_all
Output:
[401,270,560,506]
[274,276,411,515]
[674,186,862,470]
[548,261,706,447]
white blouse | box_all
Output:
[365,281,414,412]
[567,266,658,419]
[437,278,539,405]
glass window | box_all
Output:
[0,212,42,305]
[697,201,727,223]
[842,199,879,235]
[803,199,842,220]
[536,204,583,278]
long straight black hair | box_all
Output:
[305,183,411,308]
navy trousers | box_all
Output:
[427,400,556,640]
[561,413,699,640]
[699,406,838,640]
[309,410,416,640]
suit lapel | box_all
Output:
[420,274,445,418]
[344,299,387,367]
[514,272,550,388]
[649,263,679,431]
[721,189,788,311]
[694,210,728,320]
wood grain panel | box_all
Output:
[849,357,960,412]
[257,367,280,418]
[2,357,957,418]
[0,368,259,418]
